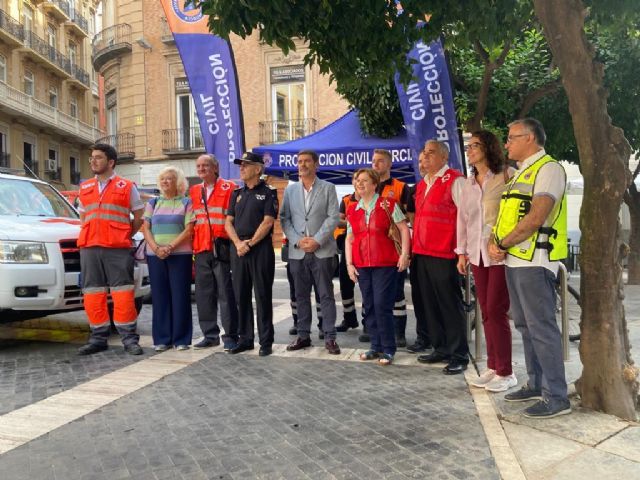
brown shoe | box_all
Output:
[325,340,341,355]
[286,337,312,351]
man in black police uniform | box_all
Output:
[225,152,279,357]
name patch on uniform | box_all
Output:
[81,182,93,189]
[255,194,266,200]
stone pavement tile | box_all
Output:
[597,425,640,462]
[0,354,498,479]
[534,447,640,479]
[498,399,629,446]
[502,421,587,477]
[0,339,156,416]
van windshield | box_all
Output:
[0,178,78,218]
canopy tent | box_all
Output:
[254,111,417,184]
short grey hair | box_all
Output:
[424,139,450,160]
[199,153,219,168]
[508,118,546,147]
[157,166,188,195]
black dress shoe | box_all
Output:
[124,343,143,355]
[406,339,432,353]
[395,335,407,348]
[336,320,358,332]
[417,352,449,364]
[229,343,254,354]
[286,337,312,351]
[77,343,108,356]
[443,361,468,375]
[288,326,298,335]
[258,346,273,357]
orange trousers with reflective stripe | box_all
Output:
[83,291,110,327]
[111,288,137,324]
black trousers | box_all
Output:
[336,234,358,325]
[231,239,275,348]
[412,254,468,361]
[194,251,238,342]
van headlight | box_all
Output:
[0,241,49,264]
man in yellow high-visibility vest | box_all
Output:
[489,118,570,419]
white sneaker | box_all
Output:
[175,345,190,351]
[154,344,170,352]
[470,369,496,388]
[485,374,518,392]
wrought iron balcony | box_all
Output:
[0,9,24,46]
[259,118,317,145]
[0,80,101,145]
[162,128,204,154]
[66,9,88,37]
[68,63,90,88]
[92,24,132,72]
[23,30,73,78]
[42,0,71,22]
[95,133,136,160]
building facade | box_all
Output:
[91,0,349,187]
[0,0,101,188]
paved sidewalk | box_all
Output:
[0,353,499,479]
[1,264,639,478]
[467,283,640,479]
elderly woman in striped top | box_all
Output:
[142,166,195,351]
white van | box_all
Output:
[0,172,150,322]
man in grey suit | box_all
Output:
[281,150,341,354]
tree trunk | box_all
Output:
[534,0,638,419]
[626,186,640,284]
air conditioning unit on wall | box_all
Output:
[45,159,58,172]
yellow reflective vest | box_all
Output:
[494,155,567,261]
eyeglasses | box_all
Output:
[88,156,106,163]
[464,143,483,151]
[506,133,530,143]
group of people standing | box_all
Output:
[76,116,570,420]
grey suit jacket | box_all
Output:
[280,178,339,260]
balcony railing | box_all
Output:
[259,118,317,145]
[69,64,90,86]
[42,0,70,21]
[0,80,101,145]
[0,9,24,44]
[162,128,204,154]
[24,30,73,76]
[0,152,9,168]
[92,23,132,71]
[95,133,136,160]
[69,9,88,33]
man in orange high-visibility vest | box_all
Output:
[77,143,144,355]
[190,153,239,351]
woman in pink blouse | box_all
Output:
[457,130,516,392]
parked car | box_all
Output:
[0,172,150,322]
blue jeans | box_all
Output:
[358,266,397,355]
[506,266,567,403]
[147,253,193,347]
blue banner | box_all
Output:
[395,38,463,178]
[160,1,244,179]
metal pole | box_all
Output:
[558,263,570,361]
[475,294,484,361]
[465,264,472,340]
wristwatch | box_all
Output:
[497,241,508,252]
